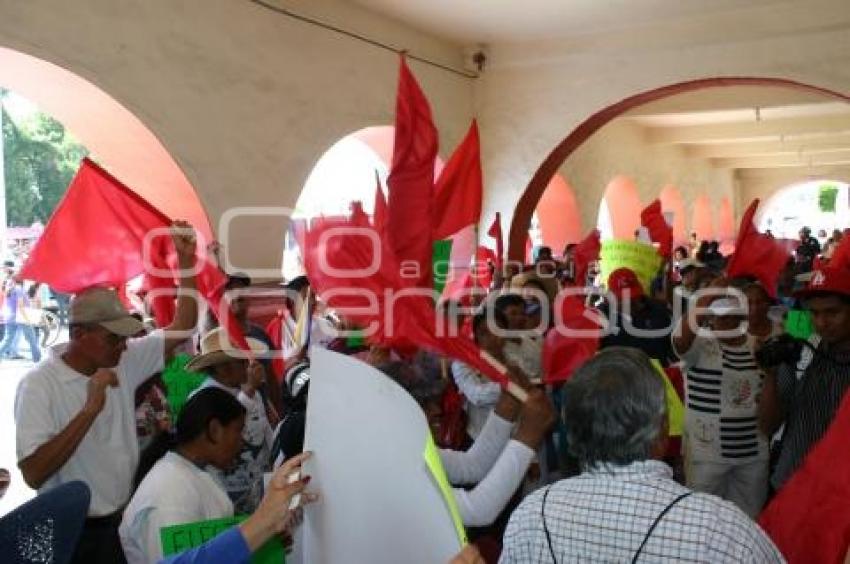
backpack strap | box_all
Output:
[541,485,556,563]
[631,492,692,563]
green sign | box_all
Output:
[599,240,663,292]
[160,515,285,564]
[432,239,453,294]
[819,184,839,213]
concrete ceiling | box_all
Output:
[621,86,850,175]
[351,0,792,43]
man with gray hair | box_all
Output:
[500,348,782,563]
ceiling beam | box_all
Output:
[686,133,850,158]
[735,164,850,180]
[624,88,830,116]
[712,149,850,169]
[646,114,850,144]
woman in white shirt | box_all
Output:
[378,344,556,527]
[120,387,246,564]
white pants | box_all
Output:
[687,458,768,518]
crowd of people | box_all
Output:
[2,219,849,564]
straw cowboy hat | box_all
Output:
[186,327,268,372]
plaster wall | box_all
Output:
[0,0,474,275]
[554,119,734,242]
[475,0,850,255]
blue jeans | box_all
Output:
[0,322,42,362]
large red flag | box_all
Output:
[641,199,673,258]
[303,214,509,387]
[19,158,248,348]
[487,212,504,268]
[387,55,438,289]
[573,229,601,287]
[433,120,483,240]
[759,391,850,563]
[20,158,171,292]
[726,199,790,298]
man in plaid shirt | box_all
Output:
[500,347,783,563]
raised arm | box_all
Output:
[162,221,200,357]
[440,387,522,485]
[452,389,555,527]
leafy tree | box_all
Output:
[1,90,88,227]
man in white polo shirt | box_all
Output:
[14,222,199,564]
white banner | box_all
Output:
[298,347,463,564]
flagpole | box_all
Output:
[473,222,480,289]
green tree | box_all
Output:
[1,90,88,227]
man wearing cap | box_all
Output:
[14,222,200,564]
[759,263,850,492]
[673,258,706,320]
[601,267,675,366]
[672,280,770,518]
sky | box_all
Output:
[0,90,39,122]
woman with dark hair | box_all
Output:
[119,387,246,564]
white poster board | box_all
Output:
[299,348,463,564]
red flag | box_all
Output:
[265,310,286,382]
[487,212,504,268]
[19,158,248,349]
[641,199,673,257]
[387,55,438,288]
[303,214,508,387]
[573,229,601,287]
[759,391,850,563]
[20,158,171,292]
[433,120,483,239]
[542,295,601,383]
[726,200,789,298]
[142,233,177,327]
[373,171,388,235]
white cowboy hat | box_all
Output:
[185,327,268,372]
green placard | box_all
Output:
[818,184,839,213]
[432,239,453,294]
[785,309,814,340]
[599,240,663,293]
[160,515,285,564]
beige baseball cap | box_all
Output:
[70,287,145,337]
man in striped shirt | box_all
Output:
[500,348,782,563]
[759,265,850,491]
[672,283,769,518]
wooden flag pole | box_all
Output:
[292,288,312,347]
[479,349,529,403]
